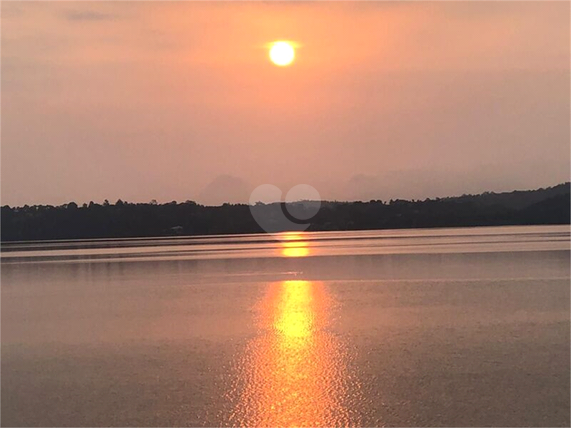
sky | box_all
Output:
[2,1,569,206]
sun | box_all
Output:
[269,41,295,67]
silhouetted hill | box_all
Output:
[1,183,569,241]
[518,193,571,225]
[450,183,570,210]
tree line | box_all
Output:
[1,183,569,241]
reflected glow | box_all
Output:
[281,232,304,241]
[229,280,359,427]
[281,247,310,258]
[280,233,311,258]
[274,280,314,338]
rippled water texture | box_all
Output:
[228,280,360,427]
[1,226,570,427]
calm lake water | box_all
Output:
[2,225,570,427]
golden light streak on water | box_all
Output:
[281,246,310,258]
[280,233,311,258]
[228,280,360,427]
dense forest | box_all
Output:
[1,183,569,242]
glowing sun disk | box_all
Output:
[269,41,295,66]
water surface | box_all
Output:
[2,226,569,426]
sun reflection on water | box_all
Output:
[280,233,311,258]
[281,246,310,258]
[228,280,359,427]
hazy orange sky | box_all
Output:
[2,1,569,206]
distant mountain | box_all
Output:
[1,183,569,242]
[197,175,251,206]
